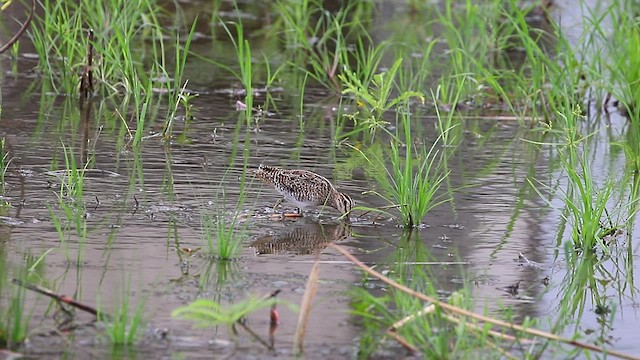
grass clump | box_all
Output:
[340,58,424,141]
[531,105,618,253]
[333,243,629,359]
[0,276,29,349]
[606,2,640,123]
[218,19,255,125]
[354,109,452,227]
[29,0,162,96]
[201,184,248,261]
[100,281,146,346]
[201,207,245,261]
[561,158,615,251]
[277,0,374,92]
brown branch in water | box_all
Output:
[0,0,35,54]
[389,303,436,330]
[12,279,109,320]
[236,320,273,350]
[389,302,532,352]
[385,328,419,354]
[328,244,640,360]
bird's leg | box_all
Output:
[283,207,303,218]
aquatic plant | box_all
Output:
[429,0,586,122]
[561,158,615,251]
[29,0,162,96]
[334,244,631,359]
[340,58,424,141]
[45,144,92,264]
[49,201,88,266]
[219,19,254,125]
[354,109,452,227]
[555,250,614,331]
[0,268,29,350]
[162,19,199,142]
[173,296,275,328]
[201,203,245,261]
[350,230,471,359]
[58,143,86,201]
[606,1,640,124]
[534,105,618,252]
[0,286,29,349]
[278,0,352,92]
[100,280,146,346]
[172,292,282,348]
[29,0,198,151]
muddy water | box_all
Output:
[0,77,565,359]
[1,3,639,360]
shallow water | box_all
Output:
[1,1,638,359]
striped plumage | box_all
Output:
[253,165,354,216]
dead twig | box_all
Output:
[390,303,436,330]
[391,302,533,346]
[385,328,419,354]
[236,320,273,350]
[12,278,109,320]
[0,0,35,54]
[329,244,640,360]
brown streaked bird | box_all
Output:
[253,164,354,217]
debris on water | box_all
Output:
[501,280,521,295]
[151,327,169,340]
[22,52,39,59]
[0,216,24,226]
[514,253,546,269]
[517,252,531,264]
[17,169,35,177]
[179,247,201,256]
[152,87,169,94]
[594,304,610,315]
[44,169,121,178]
[151,75,172,83]
[147,204,188,213]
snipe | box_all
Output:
[253,164,354,217]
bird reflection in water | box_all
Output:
[250,220,351,255]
